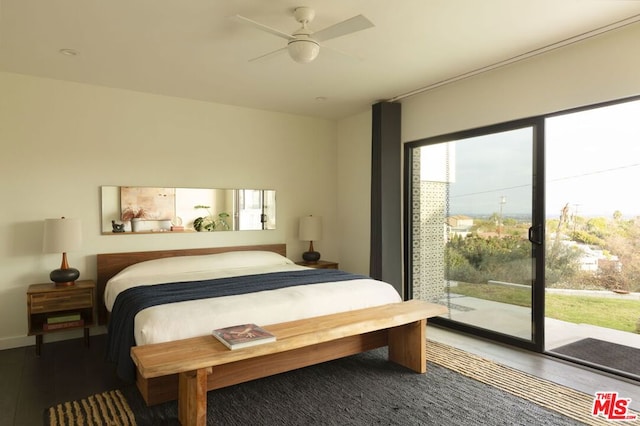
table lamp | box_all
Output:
[299,215,322,263]
[43,217,82,286]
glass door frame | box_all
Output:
[403,117,546,353]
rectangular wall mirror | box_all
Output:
[101,186,276,234]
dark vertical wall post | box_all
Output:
[370,101,402,295]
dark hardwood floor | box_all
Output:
[1,333,128,426]
[3,329,639,425]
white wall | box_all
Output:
[402,23,640,142]
[0,72,338,349]
[336,110,372,275]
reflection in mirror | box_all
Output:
[101,186,276,234]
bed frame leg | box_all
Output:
[178,368,208,426]
[388,319,426,373]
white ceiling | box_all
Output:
[2,1,640,120]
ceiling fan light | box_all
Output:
[288,39,320,63]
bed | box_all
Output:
[96,244,402,383]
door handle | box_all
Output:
[528,225,543,245]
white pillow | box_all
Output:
[112,250,293,281]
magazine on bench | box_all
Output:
[212,323,276,350]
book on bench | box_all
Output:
[212,323,276,350]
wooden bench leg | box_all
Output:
[388,319,426,373]
[178,368,208,426]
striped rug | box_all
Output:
[46,389,136,426]
[425,340,638,426]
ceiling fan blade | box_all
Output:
[248,46,288,62]
[313,15,374,42]
[233,15,294,40]
[321,43,364,61]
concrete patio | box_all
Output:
[437,290,640,350]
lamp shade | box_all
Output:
[43,217,82,286]
[299,215,322,241]
[43,217,82,253]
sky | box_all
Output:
[546,100,640,218]
[421,99,640,219]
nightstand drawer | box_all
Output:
[29,289,93,313]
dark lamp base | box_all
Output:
[302,251,321,263]
[50,268,80,287]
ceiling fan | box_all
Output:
[234,7,374,64]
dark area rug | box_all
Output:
[45,345,593,426]
[552,338,640,377]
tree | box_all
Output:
[569,230,604,246]
[586,217,608,239]
[447,235,531,285]
[545,242,581,285]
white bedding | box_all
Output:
[104,251,402,346]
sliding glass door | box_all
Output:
[544,99,640,379]
[405,119,544,349]
[405,96,640,378]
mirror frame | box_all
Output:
[100,186,276,234]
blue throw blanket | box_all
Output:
[106,269,368,381]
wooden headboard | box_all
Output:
[96,243,287,325]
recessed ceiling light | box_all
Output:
[59,48,79,56]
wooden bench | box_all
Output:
[130,299,447,426]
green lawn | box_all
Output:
[453,282,639,333]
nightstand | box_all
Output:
[296,260,339,269]
[27,280,97,355]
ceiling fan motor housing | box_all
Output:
[293,7,315,24]
[288,7,320,63]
